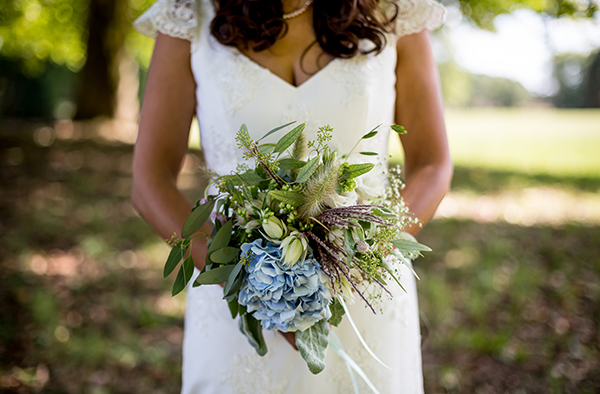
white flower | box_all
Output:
[262,216,286,239]
[356,172,385,203]
[325,190,358,208]
[280,231,308,266]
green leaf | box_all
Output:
[372,207,397,220]
[172,255,194,296]
[269,190,303,207]
[344,229,356,266]
[295,156,320,183]
[328,299,345,327]
[278,158,306,170]
[238,314,268,356]
[242,186,253,202]
[237,170,264,186]
[164,242,186,278]
[210,246,239,264]
[362,130,378,139]
[382,265,407,293]
[258,121,296,142]
[207,219,233,257]
[391,124,407,134]
[391,238,432,252]
[194,264,235,286]
[274,123,306,153]
[359,151,378,156]
[296,319,330,374]
[258,143,276,154]
[227,297,239,319]
[223,261,244,297]
[341,163,374,179]
[181,199,215,238]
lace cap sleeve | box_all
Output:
[133,0,199,42]
[392,0,445,39]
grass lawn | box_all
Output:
[1,109,599,393]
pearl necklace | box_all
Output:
[283,0,313,20]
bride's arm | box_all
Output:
[132,33,210,269]
[394,30,453,235]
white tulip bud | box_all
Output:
[262,216,286,239]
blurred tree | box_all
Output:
[0,0,597,119]
[458,0,598,30]
[553,51,600,108]
[439,60,533,107]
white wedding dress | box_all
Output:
[135,1,444,392]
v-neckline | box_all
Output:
[224,44,341,90]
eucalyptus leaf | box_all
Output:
[172,255,194,296]
[223,261,244,296]
[391,124,407,134]
[328,299,345,327]
[181,199,215,238]
[239,313,268,356]
[296,319,330,374]
[194,264,235,286]
[359,151,378,156]
[258,121,296,142]
[278,158,306,170]
[295,156,320,183]
[269,190,303,207]
[274,123,306,154]
[391,238,432,252]
[210,246,239,264]
[164,242,186,278]
[227,297,239,319]
[207,219,233,256]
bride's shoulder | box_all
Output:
[133,0,211,42]
[386,0,446,39]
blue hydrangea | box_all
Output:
[238,239,332,332]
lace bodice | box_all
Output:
[134,1,444,393]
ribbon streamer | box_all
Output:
[329,332,381,394]
[337,295,391,370]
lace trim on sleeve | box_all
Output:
[133,0,198,42]
[392,0,445,39]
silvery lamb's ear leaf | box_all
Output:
[296,319,329,374]
[391,238,432,252]
[327,299,345,327]
[274,123,306,154]
[258,121,296,142]
[239,313,268,356]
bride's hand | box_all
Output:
[279,331,298,351]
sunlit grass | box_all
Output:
[388,108,600,177]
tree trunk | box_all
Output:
[74,0,128,119]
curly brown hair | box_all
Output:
[210,0,398,57]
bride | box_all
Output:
[131,0,452,392]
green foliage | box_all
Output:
[296,319,330,374]
[327,299,345,327]
[238,313,267,357]
[459,0,597,30]
[194,265,235,286]
[181,199,215,238]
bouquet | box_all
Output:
[165,122,431,375]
